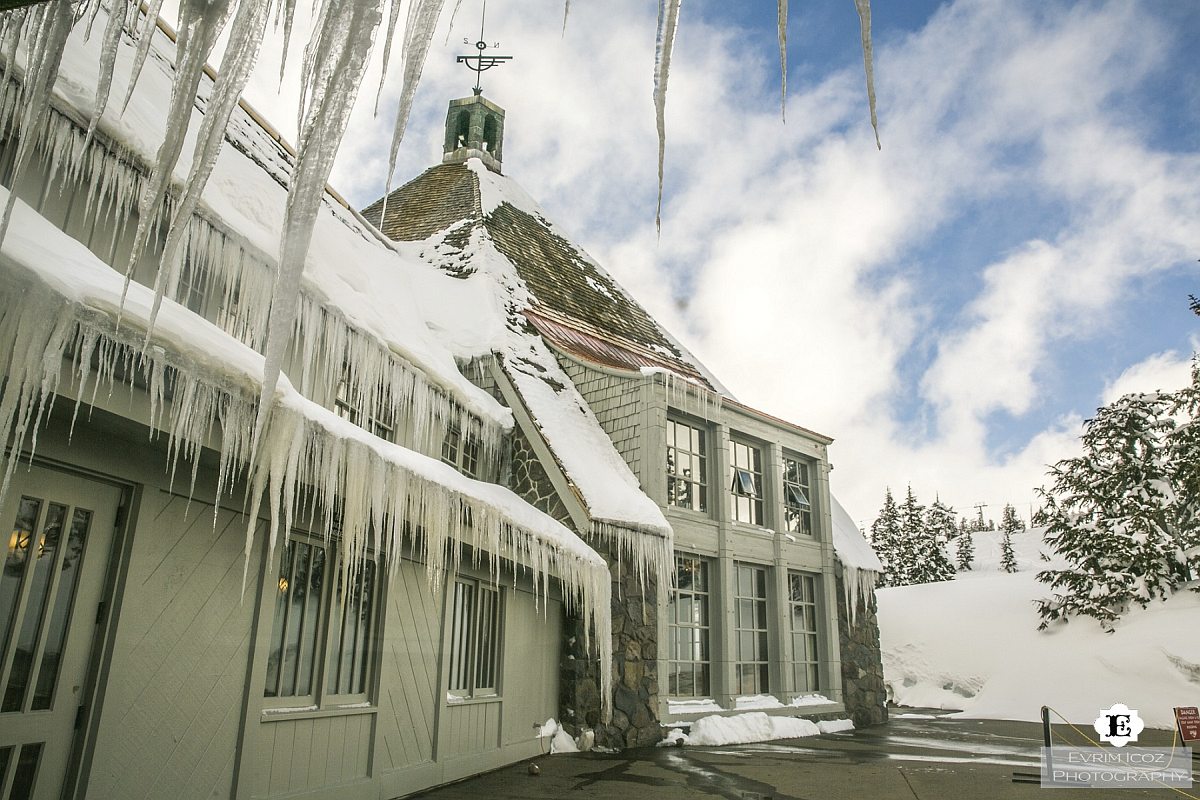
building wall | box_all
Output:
[835,567,888,728]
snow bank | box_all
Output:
[664,712,854,746]
[878,569,1200,729]
[830,494,881,621]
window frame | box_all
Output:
[783,455,815,537]
[729,439,764,526]
[446,577,504,701]
[261,534,383,712]
[733,561,770,696]
[666,417,709,514]
[788,571,821,693]
[333,368,396,441]
[441,423,482,479]
[666,553,712,698]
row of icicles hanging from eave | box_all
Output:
[0,0,878,454]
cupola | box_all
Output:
[443,94,505,173]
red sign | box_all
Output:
[1176,707,1200,743]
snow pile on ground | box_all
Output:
[661,713,854,747]
[537,719,581,754]
[879,533,1200,729]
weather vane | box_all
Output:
[456,2,512,95]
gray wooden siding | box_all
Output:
[558,359,645,482]
[262,714,373,795]
[377,561,442,772]
[87,490,261,800]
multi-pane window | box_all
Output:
[264,538,380,702]
[789,572,821,692]
[729,440,764,525]
[783,456,814,536]
[448,579,502,698]
[667,554,711,697]
[441,424,481,478]
[734,562,770,695]
[666,418,707,512]
[334,371,395,440]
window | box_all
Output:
[666,418,707,512]
[729,440,764,525]
[263,538,380,703]
[734,563,770,695]
[441,424,481,478]
[334,370,395,440]
[447,579,502,698]
[784,456,814,536]
[175,254,210,316]
[789,572,821,692]
[667,554,711,697]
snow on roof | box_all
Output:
[404,221,673,543]
[48,8,509,430]
[831,494,881,622]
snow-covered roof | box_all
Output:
[363,156,678,579]
[831,494,882,621]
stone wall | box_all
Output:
[559,538,663,749]
[835,566,888,727]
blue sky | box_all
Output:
[224,0,1200,526]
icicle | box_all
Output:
[0,0,74,245]
[121,0,233,314]
[443,0,464,44]
[380,0,445,208]
[652,0,680,235]
[777,0,787,122]
[147,0,273,331]
[259,0,385,446]
[120,0,167,113]
[275,0,298,87]
[852,0,880,149]
[373,0,404,114]
[87,0,134,145]
[561,0,570,34]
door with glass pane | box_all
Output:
[0,465,121,800]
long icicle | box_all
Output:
[87,0,134,144]
[852,0,880,149]
[120,0,234,311]
[373,0,404,114]
[561,0,570,34]
[257,0,385,448]
[119,0,167,113]
[652,0,680,235]
[777,0,787,122]
[0,0,73,244]
[379,0,445,223]
[148,0,275,333]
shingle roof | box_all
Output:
[364,161,717,390]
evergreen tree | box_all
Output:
[917,497,958,583]
[999,503,1021,573]
[1037,361,1200,630]
[870,488,903,587]
[1000,531,1017,573]
[895,485,926,586]
[1001,503,1026,532]
[955,528,975,571]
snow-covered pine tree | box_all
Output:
[1001,503,1026,532]
[955,527,975,571]
[999,531,1017,573]
[919,497,958,583]
[1036,368,1199,630]
[870,488,902,587]
[895,485,925,586]
[999,503,1021,572]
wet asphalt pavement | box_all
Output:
[412,711,1195,799]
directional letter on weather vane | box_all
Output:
[457,2,513,95]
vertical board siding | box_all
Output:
[263,715,371,795]
[378,561,441,772]
[87,491,261,800]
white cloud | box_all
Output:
[1101,347,1195,406]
